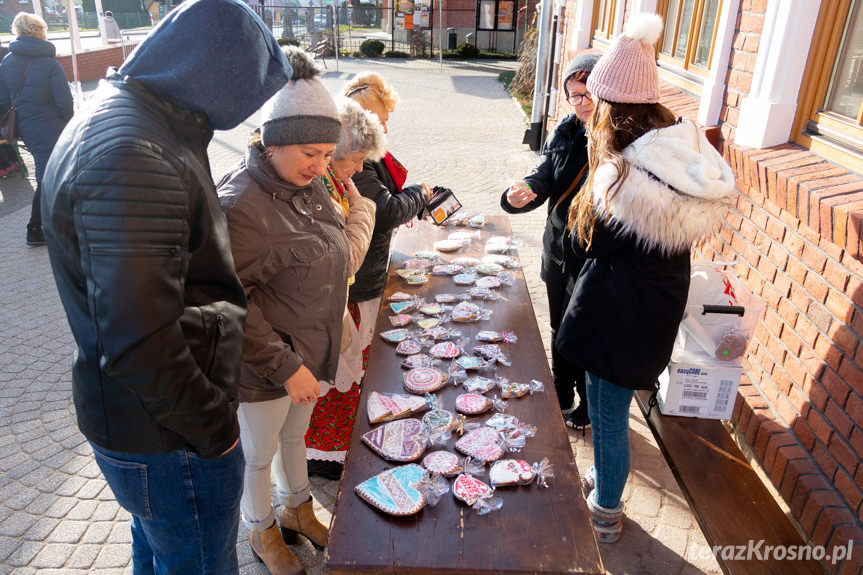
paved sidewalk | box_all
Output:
[0,58,721,574]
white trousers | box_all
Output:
[238,395,315,532]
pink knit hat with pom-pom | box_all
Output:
[586,13,663,104]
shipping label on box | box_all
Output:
[657,361,742,420]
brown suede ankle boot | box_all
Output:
[249,522,306,575]
[277,497,329,549]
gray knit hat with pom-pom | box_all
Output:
[260,46,341,147]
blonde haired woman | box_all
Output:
[0,12,73,245]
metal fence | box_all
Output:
[255,2,529,57]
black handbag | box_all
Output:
[0,59,34,142]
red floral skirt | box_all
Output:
[305,302,370,457]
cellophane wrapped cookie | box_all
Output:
[403,367,449,394]
[366,391,434,424]
[355,464,428,516]
[361,418,427,462]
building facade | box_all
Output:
[549,1,863,572]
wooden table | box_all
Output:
[325,217,603,575]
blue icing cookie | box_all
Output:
[355,464,426,516]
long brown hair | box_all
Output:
[568,99,678,248]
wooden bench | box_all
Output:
[635,390,824,574]
[325,216,603,574]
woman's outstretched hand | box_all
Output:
[506,181,536,208]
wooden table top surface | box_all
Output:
[325,216,603,575]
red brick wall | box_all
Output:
[553,1,863,570]
[55,42,140,83]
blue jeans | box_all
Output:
[90,442,245,575]
[586,371,635,509]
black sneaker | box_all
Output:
[566,404,591,434]
[26,224,45,247]
[307,458,343,480]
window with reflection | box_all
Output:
[658,0,722,77]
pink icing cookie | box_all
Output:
[455,427,504,462]
[452,474,493,505]
[455,393,493,415]
[361,418,426,462]
[422,451,463,476]
[429,341,460,359]
[403,367,448,394]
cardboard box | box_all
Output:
[658,354,742,420]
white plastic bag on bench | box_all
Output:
[672,259,764,362]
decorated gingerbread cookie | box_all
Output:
[396,339,423,355]
[452,473,494,505]
[389,300,415,314]
[489,459,534,487]
[401,353,433,369]
[455,393,493,415]
[455,356,485,371]
[361,418,426,462]
[455,427,504,463]
[422,409,459,434]
[422,451,463,477]
[451,301,481,322]
[429,341,460,359]
[367,392,428,424]
[403,367,448,394]
[462,376,496,393]
[419,303,444,315]
[434,239,463,253]
[453,273,476,286]
[380,328,410,343]
[389,291,413,302]
[416,318,441,330]
[451,256,479,267]
[355,464,426,516]
[475,276,502,289]
[500,382,530,398]
[389,314,413,327]
[475,262,504,275]
[484,413,520,432]
[434,293,459,304]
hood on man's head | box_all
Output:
[119,0,291,130]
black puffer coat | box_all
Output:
[349,158,428,303]
[500,113,588,280]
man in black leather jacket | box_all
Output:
[40,1,292,572]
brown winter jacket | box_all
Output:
[218,141,350,403]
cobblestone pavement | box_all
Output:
[0,57,721,574]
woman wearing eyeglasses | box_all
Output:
[500,52,599,431]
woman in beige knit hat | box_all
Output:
[556,13,735,543]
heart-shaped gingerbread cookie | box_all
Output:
[362,418,426,462]
[355,464,426,516]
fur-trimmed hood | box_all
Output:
[591,119,734,256]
